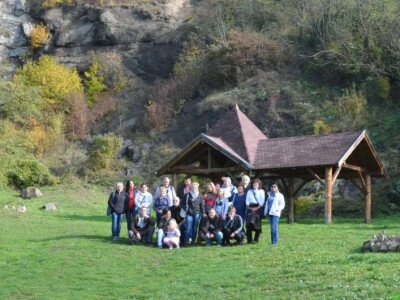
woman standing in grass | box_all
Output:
[108,182,129,242]
[182,182,204,246]
[125,180,137,233]
[264,182,285,246]
[245,179,265,244]
[135,183,153,216]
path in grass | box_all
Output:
[0,185,400,299]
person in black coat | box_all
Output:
[170,196,185,245]
[200,208,224,246]
[223,207,244,246]
[108,182,129,242]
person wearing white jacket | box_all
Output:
[264,182,285,246]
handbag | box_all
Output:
[180,194,189,218]
[106,191,115,216]
[179,207,187,218]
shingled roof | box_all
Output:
[207,104,267,164]
[157,106,386,178]
[253,131,361,169]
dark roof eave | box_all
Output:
[157,134,253,176]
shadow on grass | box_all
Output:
[59,214,110,222]
[31,234,131,245]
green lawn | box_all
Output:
[1,185,400,299]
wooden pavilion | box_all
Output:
[157,105,387,224]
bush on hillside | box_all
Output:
[84,63,107,107]
[0,80,44,127]
[13,56,83,110]
[42,0,74,9]
[89,52,128,92]
[7,159,57,189]
[30,24,50,49]
[145,74,197,132]
[66,92,117,140]
[87,134,123,171]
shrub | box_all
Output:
[295,196,324,218]
[89,52,128,92]
[66,92,117,140]
[42,0,74,9]
[84,63,107,107]
[30,24,50,49]
[13,55,83,109]
[7,159,57,188]
[366,76,391,103]
[0,80,44,127]
[145,74,197,132]
[87,134,123,171]
[313,120,332,135]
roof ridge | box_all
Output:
[235,106,250,163]
[259,131,363,142]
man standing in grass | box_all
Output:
[108,182,128,242]
[264,182,285,246]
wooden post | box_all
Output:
[365,174,371,224]
[287,178,295,224]
[325,167,333,224]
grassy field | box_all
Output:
[1,185,400,299]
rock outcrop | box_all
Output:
[362,231,400,252]
[0,0,33,77]
[21,187,43,199]
[0,0,192,80]
[42,1,191,82]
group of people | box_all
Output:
[107,175,285,248]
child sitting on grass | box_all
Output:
[163,219,181,249]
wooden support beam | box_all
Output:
[169,167,244,174]
[325,166,333,224]
[307,168,325,185]
[207,146,211,169]
[342,163,367,173]
[365,174,371,224]
[358,171,367,193]
[287,178,295,224]
[332,165,343,185]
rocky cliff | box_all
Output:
[0,0,33,76]
[0,0,192,82]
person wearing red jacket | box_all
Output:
[125,180,137,233]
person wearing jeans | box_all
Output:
[264,182,285,246]
[182,182,204,246]
[200,208,223,246]
[108,182,128,242]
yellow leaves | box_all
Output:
[14,56,83,110]
[313,120,332,135]
[30,24,50,49]
[42,0,74,9]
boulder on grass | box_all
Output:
[21,187,43,199]
[17,205,27,213]
[41,203,57,211]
